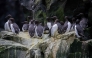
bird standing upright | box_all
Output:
[10,18,20,34]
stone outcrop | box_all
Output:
[20,0,67,23]
[0,31,92,58]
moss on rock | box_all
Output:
[68,39,92,58]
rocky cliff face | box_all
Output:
[20,0,92,20]
[0,0,24,29]
[0,0,92,29]
[0,31,92,58]
[20,0,92,39]
[0,0,92,58]
[0,0,67,28]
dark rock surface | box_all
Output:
[0,0,92,29]
[0,0,25,29]
[68,39,92,58]
[0,31,92,58]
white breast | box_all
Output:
[65,21,71,33]
[22,27,25,32]
[10,24,15,33]
[35,26,38,37]
[22,24,27,32]
[75,25,80,38]
[70,23,75,31]
[47,22,51,30]
[51,24,58,36]
[4,20,11,31]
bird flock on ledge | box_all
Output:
[4,13,88,41]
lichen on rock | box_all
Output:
[0,31,92,58]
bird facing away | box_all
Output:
[10,18,20,34]
[61,16,72,33]
[79,14,88,30]
[35,20,44,38]
[74,19,87,41]
[28,20,35,37]
[22,21,29,32]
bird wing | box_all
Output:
[76,25,84,36]
[13,23,20,32]
[61,22,68,33]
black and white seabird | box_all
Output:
[28,16,33,25]
[51,18,63,37]
[61,16,72,33]
[75,19,86,40]
[28,20,35,37]
[79,13,88,30]
[51,23,58,37]
[70,17,76,31]
[57,20,64,34]
[46,17,52,30]
[35,20,44,38]
[44,17,55,35]
[51,17,63,36]
[45,16,56,30]
[22,21,29,32]
[10,18,20,34]
[4,14,12,31]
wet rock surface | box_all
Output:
[68,39,92,58]
[0,31,92,58]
